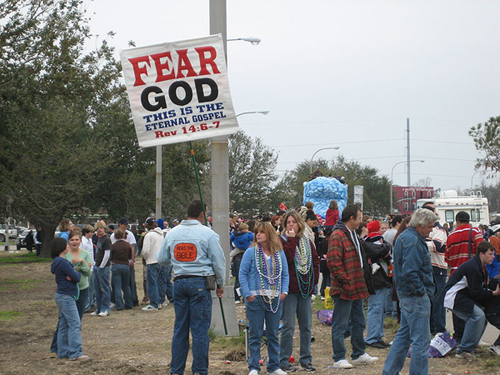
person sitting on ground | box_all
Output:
[484,274,500,356]
[443,241,500,359]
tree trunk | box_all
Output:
[39,223,57,258]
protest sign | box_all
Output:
[120,34,239,148]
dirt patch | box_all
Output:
[0,250,498,374]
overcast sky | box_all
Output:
[87,0,500,192]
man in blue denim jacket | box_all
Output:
[158,200,226,375]
[382,208,437,375]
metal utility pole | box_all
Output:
[407,118,411,187]
[209,0,238,336]
[155,145,162,219]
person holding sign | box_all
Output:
[239,222,289,375]
[158,200,225,375]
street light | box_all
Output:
[227,37,261,45]
[236,111,269,118]
[309,147,339,174]
[390,160,425,213]
[470,170,484,190]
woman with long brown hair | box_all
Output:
[239,222,289,375]
[279,210,319,372]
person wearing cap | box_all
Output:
[111,218,138,307]
[445,211,484,342]
[362,220,393,349]
[157,200,225,375]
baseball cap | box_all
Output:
[118,217,129,225]
[456,211,470,223]
[145,217,155,226]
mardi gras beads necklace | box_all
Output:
[254,244,282,313]
[294,237,314,298]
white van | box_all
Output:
[416,190,489,228]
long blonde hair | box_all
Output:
[253,222,283,254]
[281,210,306,238]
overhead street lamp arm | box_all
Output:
[309,147,340,174]
[236,111,269,118]
[389,159,425,213]
[227,37,261,45]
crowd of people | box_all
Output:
[47,199,500,375]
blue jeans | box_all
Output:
[384,286,398,319]
[112,264,132,310]
[159,265,173,304]
[76,287,89,320]
[94,266,111,314]
[246,298,283,373]
[280,293,313,367]
[382,294,431,375]
[170,277,212,375]
[54,293,82,359]
[51,288,88,354]
[453,304,487,353]
[320,271,331,298]
[85,271,96,311]
[331,295,366,362]
[430,272,447,334]
[366,287,390,344]
[129,264,138,305]
[147,263,162,308]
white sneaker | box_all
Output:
[268,369,287,375]
[90,311,98,316]
[248,370,259,375]
[332,359,353,369]
[489,345,500,356]
[110,303,115,309]
[141,304,158,311]
[98,310,109,317]
[351,353,378,364]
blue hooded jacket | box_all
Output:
[51,256,81,297]
[230,231,254,251]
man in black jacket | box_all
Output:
[443,242,500,358]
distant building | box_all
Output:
[392,186,434,215]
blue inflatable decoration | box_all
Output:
[303,177,348,219]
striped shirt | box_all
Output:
[445,224,483,275]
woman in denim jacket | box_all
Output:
[239,222,289,375]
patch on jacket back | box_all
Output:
[174,243,197,262]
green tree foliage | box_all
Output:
[276,156,391,217]
[469,116,500,175]
[228,131,279,218]
[0,0,120,256]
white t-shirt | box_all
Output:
[110,229,137,245]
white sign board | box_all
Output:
[120,34,239,148]
[354,185,364,205]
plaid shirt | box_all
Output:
[327,222,369,300]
